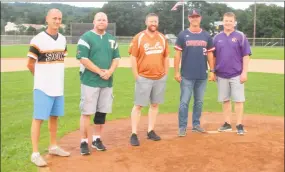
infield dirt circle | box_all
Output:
[40,112,284,172]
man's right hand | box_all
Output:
[175,72,182,83]
[135,74,139,80]
[99,69,106,78]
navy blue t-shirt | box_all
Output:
[175,29,215,80]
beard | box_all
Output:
[147,25,157,32]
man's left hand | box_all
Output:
[240,72,248,84]
[208,72,216,82]
[101,69,112,80]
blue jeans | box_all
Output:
[178,77,207,129]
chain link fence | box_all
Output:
[1,35,283,47]
[247,38,284,47]
[1,35,132,45]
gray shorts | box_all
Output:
[134,75,167,107]
[80,84,113,115]
[217,76,245,102]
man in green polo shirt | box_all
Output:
[76,12,120,155]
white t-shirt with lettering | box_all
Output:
[27,31,67,96]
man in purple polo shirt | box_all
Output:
[213,12,251,135]
[174,9,215,136]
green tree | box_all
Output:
[101,2,147,36]
[25,26,37,35]
[1,2,283,37]
[16,24,26,34]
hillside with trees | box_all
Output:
[1,2,284,38]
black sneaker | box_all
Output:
[130,133,140,146]
[236,124,245,135]
[218,122,232,132]
[80,141,90,155]
[147,130,161,141]
[92,138,106,151]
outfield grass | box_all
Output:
[1,44,284,60]
[1,68,284,172]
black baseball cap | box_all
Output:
[188,9,201,17]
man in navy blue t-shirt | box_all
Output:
[174,9,215,136]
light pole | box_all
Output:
[253,1,257,46]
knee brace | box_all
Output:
[93,112,106,124]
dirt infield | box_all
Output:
[39,112,284,172]
[1,58,284,74]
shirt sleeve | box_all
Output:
[113,39,120,59]
[207,35,215,52]
[27,37,40,59]
[130,35,139,57]
[241,34,252,56]
[76,34,90,60]
[174,32,183,51]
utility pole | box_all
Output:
[182,1,184,30]
[253,1,257,46]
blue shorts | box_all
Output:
[33,89,64,120]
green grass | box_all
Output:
[1,68,284,172]
[1,44,283,60]
[250,47,284,59]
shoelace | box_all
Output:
[96,139,104,146]
[150,131,158,137]
[81,142,88,147]
[224,123,229,127]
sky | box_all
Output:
[31,1,284,10]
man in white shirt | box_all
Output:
[27,8,70,167]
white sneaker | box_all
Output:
[49,146,70,157]
[31,154,47,167]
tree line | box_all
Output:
[1,2,284,38]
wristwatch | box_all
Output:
[209,69,215,73]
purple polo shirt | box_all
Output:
[213,31,251,78]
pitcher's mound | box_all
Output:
[40,112,284,172]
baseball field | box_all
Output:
[1,45,284,172]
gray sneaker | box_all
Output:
[218,122,233,132]
[192,125,206,133]
[236,124,245,135]
[49,146,70,157]
[178,128,187,137]
[31,154,47,167]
